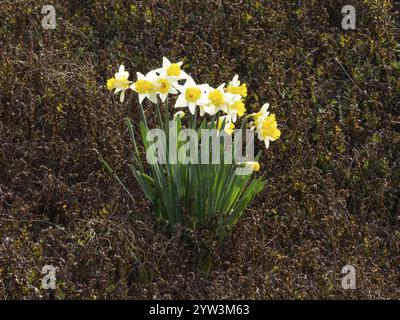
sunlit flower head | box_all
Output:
[225,98,246,123]
[107,65,132,102]
[249,103,270,128]
[174,77,208,114]
[257,114,281,149]
[201,84,235,116]
[225,75,247,98]
[130,71,158,104]
[244,161,260,172]
[156,57,189,82]
[155,76,178,102]
[217,115,235,135]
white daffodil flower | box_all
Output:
[156,57,190,82]
[107,65,132,102]
[200,84,235,117]
[130,71,158,104]
[174,77,208,114]
[155,76,178,102]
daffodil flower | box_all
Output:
[173,111,185,120]
[249,103,270,128]
[130,71,158,104]
[256,114,281,149]
[225,75,248,98]
[107,65,132,102]
[217,115,235,135]
[156,57,189,82]
[155,76,178,102]
[201,84,235,116]
[225,98,246,123]
[174,77,208,114]
[244,161,260,172]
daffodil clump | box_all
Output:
[104,57,281,242]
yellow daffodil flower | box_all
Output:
[226,98,246,122]
[155,76,178,102]
[249,103,270,128]
[217,115,235,135]
[244,161,260,172]
[156,57,189,82]
[201,84,235,116]
[257,114,281,149]
[174,77,208,114]
[130,71,158,104]
[107,65,132,102]
[225,75,248,98]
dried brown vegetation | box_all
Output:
[0,0,399,299]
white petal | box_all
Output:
[137,72,145,80]
[160,93,167,102]
[197,96,209,106]
[203,105,218,116]
[185,76,196,87]
[120,90,125,103]
[162,57,171,68]
[217,83,225,91]
[153,68,163,75]
[260,103,270,113]
[178,70,190,80]
[199,106,206,116]
[174,83,185,93]
[198,84,209,95]
[146,70,158,81]
[175,94,187,109]
[220,104,228,114]
[148,93,158,104]
[230,93,242,102]
[139,94,145,104]
[188,103,196,115]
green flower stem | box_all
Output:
[155,102,164,130]
[139,102,148,129]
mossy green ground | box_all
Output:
[0,0,399,299]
